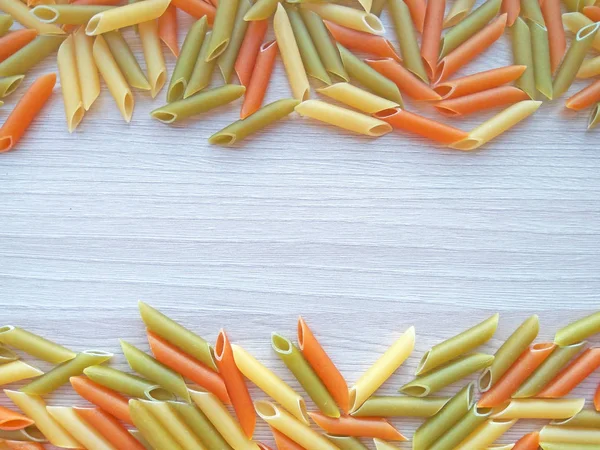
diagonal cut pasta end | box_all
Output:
[208,132,237,146]
[0,136,14,153]
[85,15,102,36]
[150,70,167,99]
[362,13,385,35]
[254,400,279,420]
[31,5,59,23]
[368,122,392,137]
[449,137,484,151]
[68,103,85,134]
[588,104,600,129]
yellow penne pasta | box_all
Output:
[274,3,309,101]
[57,35,84,133]
[450,100,542,151]
[189,390,259,450]
[231,344,309,424]
[563,13,600,52]
[578,56,600,78]
[301,3,384,35]
[295,100,392,136]
[540,425,600,444]
[138,19,166,98]
[140,401,206,450]
[255,400,339,450]
[455,419,517,450]
[349,326,415,412]
[85,0,170,35]
[373,439,401,450]
[0,361,43,385]
[73,26,99,111]
[4,390,81,449]
[0,0,64,34]
[317,83,400,114]
[92,35,134,122]
[47,406,116,450]
[491,398,585,420]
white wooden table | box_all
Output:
[1,4,600,448]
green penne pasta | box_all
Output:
[170,401,233,450]
[185,31,217,98]
[589,103,600,129]
[141,400,205,450]
[272,332,340,418]
[388,0,428,81]
[439,0,502,58]
[84,365,175,400]
[129,399,184,450]
[103,30,151,91]
[555,311,600,346]
[553,23,600,98]
[0,426,46,443]
[21,350,112,395]
[401,353,494,397]
[129,430,153,450]
[206,0,239,61]
[168,17,207,103]
[479,314,539,392]
[299,9,348,81]
[540,443,599,450]
[337,44,403,104]
[428,405,493,450]
[0,325,75,364]
[413,383,475,450]
[218,0,251,83]
[352,395,450,417]
[244,0,278,20]
[417,314,498,375]
[552,409,600,428]
[529,21,553,99]
[521,0,545,25]
[0,75,24,98]
[0,14,13,36]
[0,34,66,77]
[514,341,586,398]
[326,435,368,450]
[0,344,18,364]
[138,302,216,371]
[286,4,330,84]
[31,5,113,24]
[371,0,386,15]
[209,98,299,145]
[153,84,245,124]
[511,17,536,100]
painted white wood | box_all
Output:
[1,3,600,448]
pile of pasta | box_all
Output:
[1,0,600,151]
[0,306,600,449]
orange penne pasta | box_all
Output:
[309,412,406,441]
[513,431,540,450]
[435,86,529,116]
[0,73,55,153]
[366,57,441,101]
[478,342,556,408]
[436,13,508,83]
[541,0,566,73]
[433,65,527,99]
[324,20,400,62]
[421,0,445,79]
[502,0,520,26]
[75,407,146,450]
[158,4,179,57]
[0,29,38,64]
[270,426,305,450]
[146,331,231,405]
[0,442,44,450]
[70,375,132,425]
[240,40,277,119]
[297,317,349,414]
[405,0,426,32]
[0,406,34,431]
[215,329,255,438]
[375,107,468,144]
[566,79,600,111]
[235,19,268,87]
[538,348,600,397]
[171,0,215,24]
[584,5,600,21]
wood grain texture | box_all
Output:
[1,2,599,448]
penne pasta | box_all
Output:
[513,432,540,450]
[440,0,502,59]
[46,406,115,450]
[373,439,400,450]
[103,30,151,91]
[0,406,34,431]
[170,401,232,450]
[139,20,166,98]
[310,412,406,440]
[31,4,113,24]
[0,327,73,363]
[168,17,207,102]
[522,0,545,25]
[541,0,566,72]
[0,344,18,363]
[401,353,494,397]
[540,425,600,444]
[74,407,145,450]
[184,30,216,97]
[4,390,80,449]
[366,57,438,103]
[552,409,600,427]
[171,0,215,23]
[349,326,414,412]
[455,419,517,450]
[324,20,400,62]
[0,73,55,152]
[244,0,277,21]
[70,376,132,425]
[436,86,529,116]
[92,35,134,122]
[539,444,599,450]
[388,0,427,81]
[158,4,178,57]
[300,3,384,35]
[538,348,600,397]
[352,396,449,417]
[563,13,600,52]
[57,35,84,133]
[84,365,175,401]
[450,100,542,150]
[555,312,600,346]
[235,19,267,87]
[444,0,476,28]
[0,34,65,77]
[206,0,238,61]
[589,103,600,129]
[578,56,600,78]
[153,84,245,123]
[0,0,64,34]
[434,65,527,99]
[404,0,426,32]
[269,426,304,450]
[129,399,183,450]
[421,0,445,79]
[429,405,493,450]
[255,401,338,450]
[0,30,39,64]
[0,425,46,443]
[86,0,170,34]
[479,315,539,392]
[73,27,99,111]
[504,0,521,28]
[530,20,553,98]
[240,40,277,119]
[492,398,586,419]
[417,314,498,375]
[317,82,399,114]
[0,14,12,36]
[375,107,468,145]
[274,4,310,101]
[0,361,43,385]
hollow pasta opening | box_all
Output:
[0,346,15,359]
[369,123,392,136]
[215,330,228,360]
[209,134,236,146]
[152,111,177,124]
[417,351,431,374]
[434,105,459,116]
[577,22,600,40]
[588,105,600,129]
[208,41,229,61]
[69,106,85,133]
[254,401,278,419]
[0,417,33,431]
[479,368,493,392]
[532,342,556,352]
[271,333,292,354]
[0,137,13,153]
[374,108,400,119]
[0,325,15,334]
[297,319,306,350]
[260,40,277,52]
[363,14,385,34]
[401,385,430,397]
[451,138,481,151]
[152,71,167,98]
[33,5,59,23]
[348,387,358,412]
[168,80,186,103]
[144,386,175,401]
[474,406,493,416]
[83,350,112,357]
[123,93,134,123]
[23,425,46,442]
[433,85,454,98]
[1,77,24,97]
[85,16,101,35]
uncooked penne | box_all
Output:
[0,34,66,77]
[538,348,600,397]
[218,0,251,83]
[168,17,207,102]
[555,312,600,346]
[31,4,113,24]
[46,406,115,450]
[103,30,151,91]
[129,399,183,450]
[429,405,493,450]
[352,396,449,417]
[455,419,517,450]
[562,12,600,52]
[444,0,476,28]
[84,365,175,401]
[206,0,238,61]
[366,57,438,103]
[300,3,384,35]
[0,361,43,385]
[57,35,84,133]
[491,398,585,420]
[0,0,64,34]
[317,82,399,114]
[0,344,18,363]
[540,425,600,444]
[170,401,231,450]
[0,76,24,99]
[0,326,74,364]
[138,20,166,98]
[388,0,427,81]
[309,412,407,441]
[73,26,99,111]
[85,0,170,35]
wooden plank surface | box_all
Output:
[1,2,600,448]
